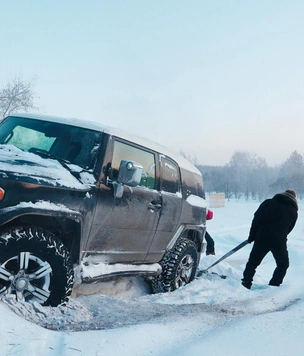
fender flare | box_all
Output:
[0,200,82,226]
[166,223,206,251]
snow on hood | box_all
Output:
[0,145,92,189]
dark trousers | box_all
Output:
[243,241,289,286]
[205,232,215,254]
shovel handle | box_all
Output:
[202,240,249,273]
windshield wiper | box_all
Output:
[30,148,84,183]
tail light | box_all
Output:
[0,187,5,201]
[206,209,213,220]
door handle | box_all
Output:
[148,202,162,211]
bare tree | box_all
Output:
[0,75,38,119]
[179,149,199,165]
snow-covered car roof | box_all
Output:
[9,113,201,175]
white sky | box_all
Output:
[1,1,304,166]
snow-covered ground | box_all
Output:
[2,197,304,356]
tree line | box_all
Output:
[196,151,304,201]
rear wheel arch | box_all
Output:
[182,229,203,251]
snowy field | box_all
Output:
[1,197,304,356]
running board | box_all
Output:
[79,262,162,283]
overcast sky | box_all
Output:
[1,1,304,166]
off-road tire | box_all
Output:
[151,238,198,293]
[0,226,74,306]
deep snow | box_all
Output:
[1,197,304,356]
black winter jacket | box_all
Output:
[248,192,298,245]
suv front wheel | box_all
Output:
[151,237,198,293]
[0,227,74,306]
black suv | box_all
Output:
[0,113,207,306]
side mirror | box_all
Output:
[113,160,143,198]
[118,160,143,186]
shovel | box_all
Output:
[197,240,249,278]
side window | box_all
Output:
[111,140,156,189]
[160,155,180,194]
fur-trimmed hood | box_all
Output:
[273,191,298,211]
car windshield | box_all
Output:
[0,116,102,171]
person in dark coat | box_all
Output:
[242,189,298,290]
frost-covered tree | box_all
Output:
[228,151,253,199]
[249,156,271,201]
[0,75,38,119]
[280,151,304,176]
[274,151,304,197]
[227,151,271,200]
[189,150,304,201]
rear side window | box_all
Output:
[111,140,156,189]
[159,155,180,194]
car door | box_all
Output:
[145,155,183,262]
[86,139,161,263]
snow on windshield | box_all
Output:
[0,116,102,172]
[0,145,92,189]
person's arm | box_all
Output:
[248,218,257,243]
[287,211,298,234]
[248,201,267,243]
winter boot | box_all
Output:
[268,281,280,287]
[206,251,215,256]
[241,280,252,290]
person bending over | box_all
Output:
[242,189,298,290]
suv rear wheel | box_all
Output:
[151,237,198,293]
[0,227,74,306]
